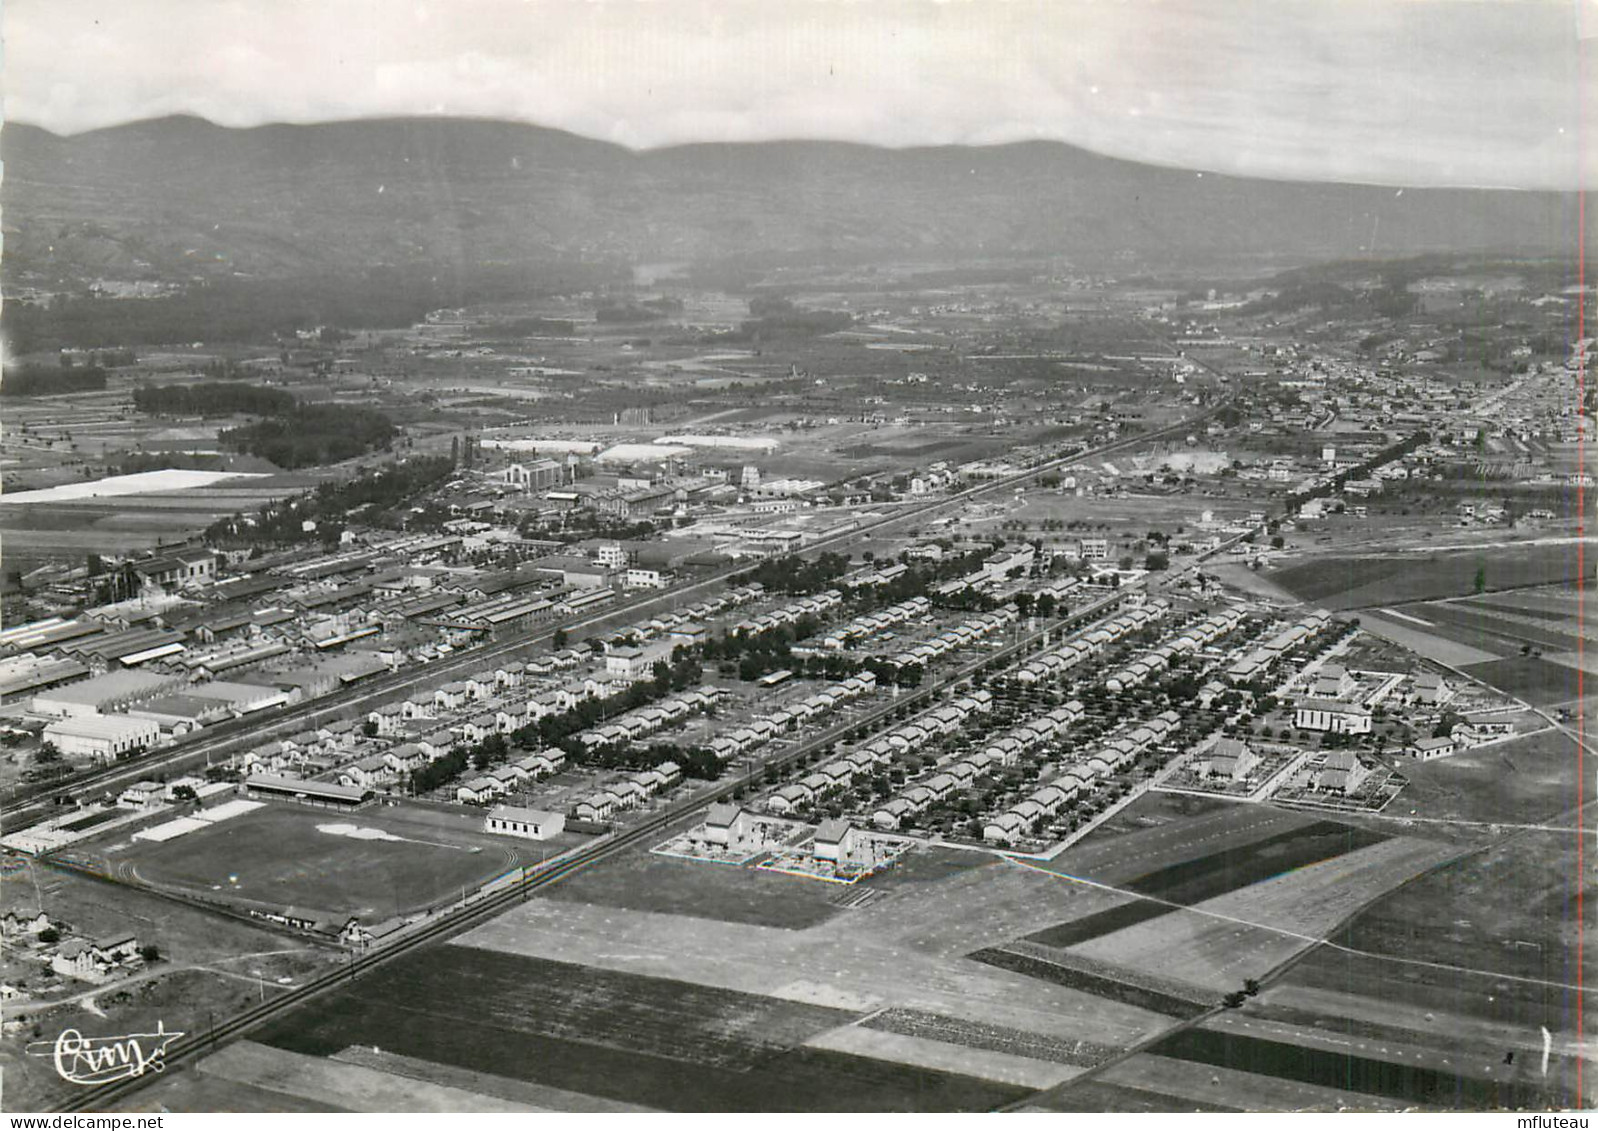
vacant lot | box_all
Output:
[1028,1078,1242,1113]
[1124,820,1387,901]
[112,803,540,921]
[540,844,844,929]
[1090,1051,1427,1112]
[460,866,1168,1049]
[542,839,987,931]
[271,947,859,1069]
[1045,803,1315,886]
[1390,726,1579,826]
[1347,612,1503,666]
[969,944,1211,1018]
[861,1007,1118,1067]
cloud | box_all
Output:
[5,0,1594,189]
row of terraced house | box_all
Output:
[983,709,1182,845]
[703,672,880,764]
[1101,606,1247,692]
[880,607,1018,668]
[764,689,994,815]
[569,760,686,822]
[1012,600,1170,684]
[873,699,1082,831]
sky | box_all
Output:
[5,0,1596,190]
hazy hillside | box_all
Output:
[2,115,1587,285]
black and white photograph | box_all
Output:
[0,0,1593,1117]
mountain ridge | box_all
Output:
[3,114,1588,285]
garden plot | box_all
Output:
[651,814,810,866]
[755,831,915,884]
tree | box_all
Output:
[138,944,161,963]
[171,784,198,802]
[362,718,380,738]
[35,743,61,764]
[552,628,569,649]
[38,928,60,945]
[1473,565,1487,594]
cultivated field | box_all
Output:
[242,944,1029,1112]
[1270,542,1586,610]
[1067,836,1462,992]
[1295,832,1591,1031]
[1460,656,1584,705]
[1347,612,1504,667]
[1143,1015,1573,1110]
[455,866,1167,1047]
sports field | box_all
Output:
[108,802,557,921]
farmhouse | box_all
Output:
[484,805,566,841]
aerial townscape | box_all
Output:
[0,1,1594,1119]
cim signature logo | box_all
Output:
[25,1023,185,1086]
